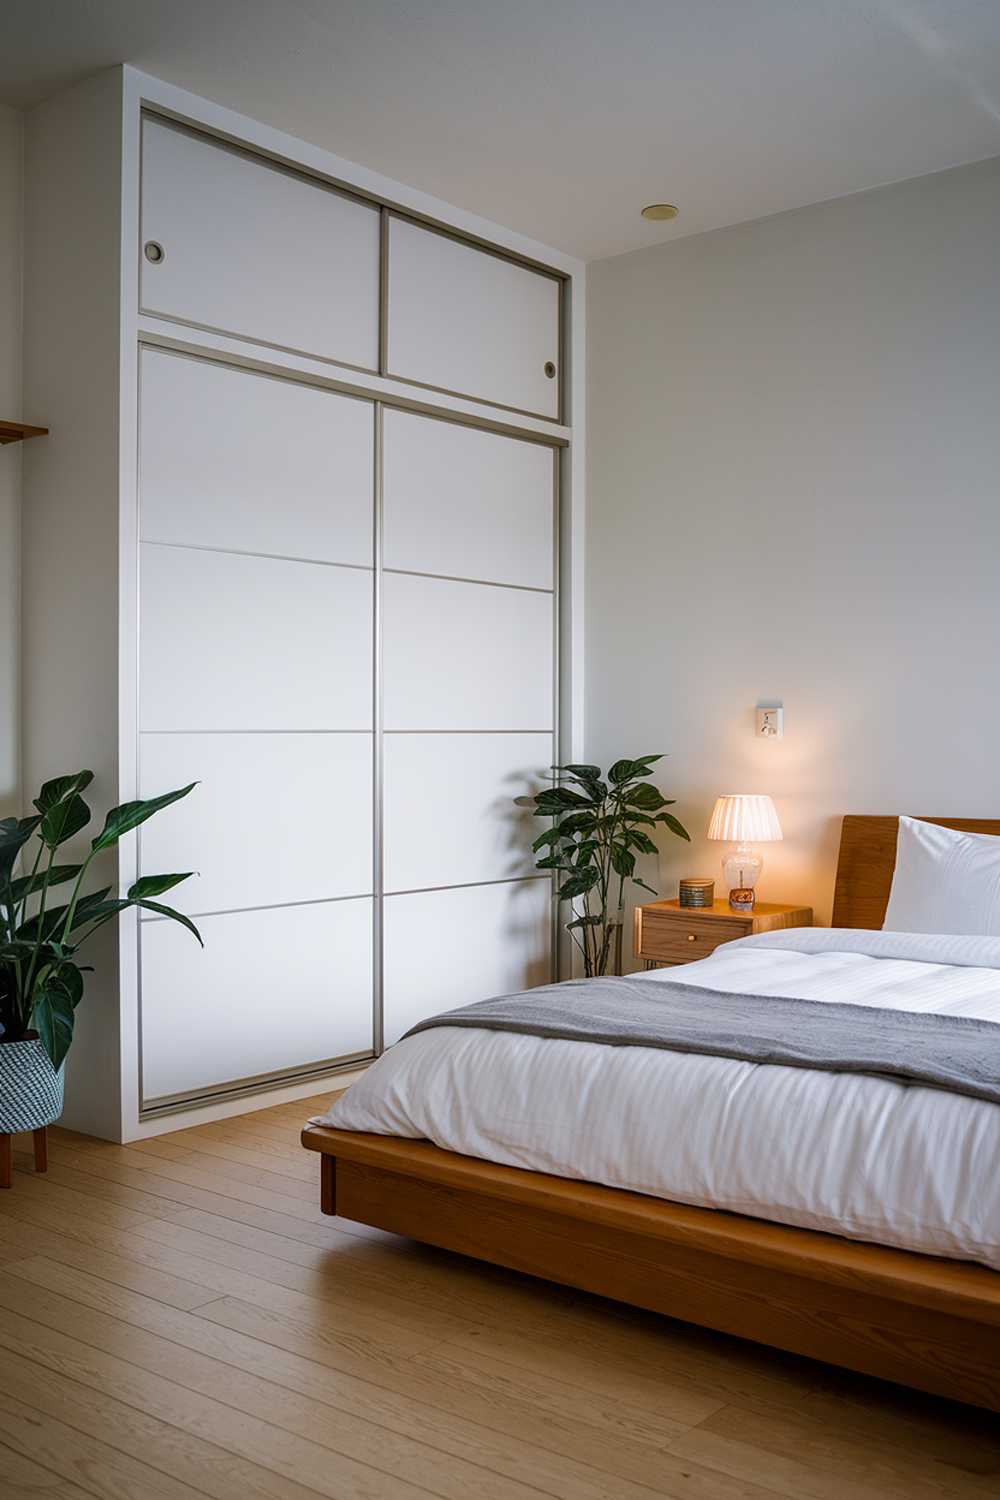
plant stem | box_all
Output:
[581,888,595,975]
[15,837,44,930]
[60,848,97,946]
[21,837,58,1026]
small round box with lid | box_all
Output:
[678,878,715,909]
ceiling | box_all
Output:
[3,0,1000,261]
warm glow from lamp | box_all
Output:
[707,795,782,911]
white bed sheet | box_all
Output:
[318,928,1000,1268]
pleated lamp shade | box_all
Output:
[707,794,783,843]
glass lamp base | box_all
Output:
[723,844,763,911]
[727,887,756,913]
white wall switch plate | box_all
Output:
[756,705,783,739]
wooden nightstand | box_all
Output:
[633,899,812,968]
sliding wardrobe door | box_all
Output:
[384,881,552,1043]
[137,349,375,1106]
[381,409,556,1045]
[386,217,561,418]
[141,118,380,371]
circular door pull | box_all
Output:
[144,240,165,265]
[544,361,557,379]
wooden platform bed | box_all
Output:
[302,816,1000,1413]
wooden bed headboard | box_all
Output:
[831,815,1000,929]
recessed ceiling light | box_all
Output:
[641,203,679,221]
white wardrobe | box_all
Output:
[22,69,581,1139]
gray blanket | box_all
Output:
[403,975,1000,1106]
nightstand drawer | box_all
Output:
[637,909,748,964]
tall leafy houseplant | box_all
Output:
[528,756,689,977]
[0,771,201,1073]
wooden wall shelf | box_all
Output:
[0,419,49,445]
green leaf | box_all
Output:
[71,887,117,925]
[574,840,599,866]
[578,783,608,805]
[9,864,82,903]
[0,816,41,883]
[610,844,635,878]
[569,780,608,803]
[65,893,202,948]
[33,771,94,815]
[542,769,602,789]
[657,812,691,841]
[31,974,76,1071]
[60,901,130,946]
[627,830,658,855]
[566,914,601,929]
[57,964,84,1010]
[532,787,594,815]
[18,886,112,942]
[127,872,194,901]
[608,759,638,785]
[531,827,563,852]
[40,794,91,850]
[633,877,659,896]
[553,812,599,838]
[551,767,608,800]
[0,940,39,962]
[534,853,573,871]
[624,783,668,811]
[91,783,197,853]
[135,900,203,947]
[557,867,601,901]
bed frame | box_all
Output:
[302,815,1000,1412]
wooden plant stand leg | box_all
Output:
[33,1127,48,1174]
[0,1133,10,1189]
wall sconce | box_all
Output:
[756,705,783,739]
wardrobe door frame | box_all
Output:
[115,69,583,1140]
[139,110,568,426]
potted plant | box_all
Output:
[0,770,201,1177]
[525,755,689,976]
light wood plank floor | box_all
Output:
[0,1094,997,1500]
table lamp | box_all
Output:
[707,794,783,912]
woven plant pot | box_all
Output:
[0,1038,64,1133]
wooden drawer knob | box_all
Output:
[687,933,697,942]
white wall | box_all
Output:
[587,156,1000,935]
[0,107,22,820]
[22,71,124,1135]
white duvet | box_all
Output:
[318,928,1000,1268]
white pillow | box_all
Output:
[882,815,1000,936]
